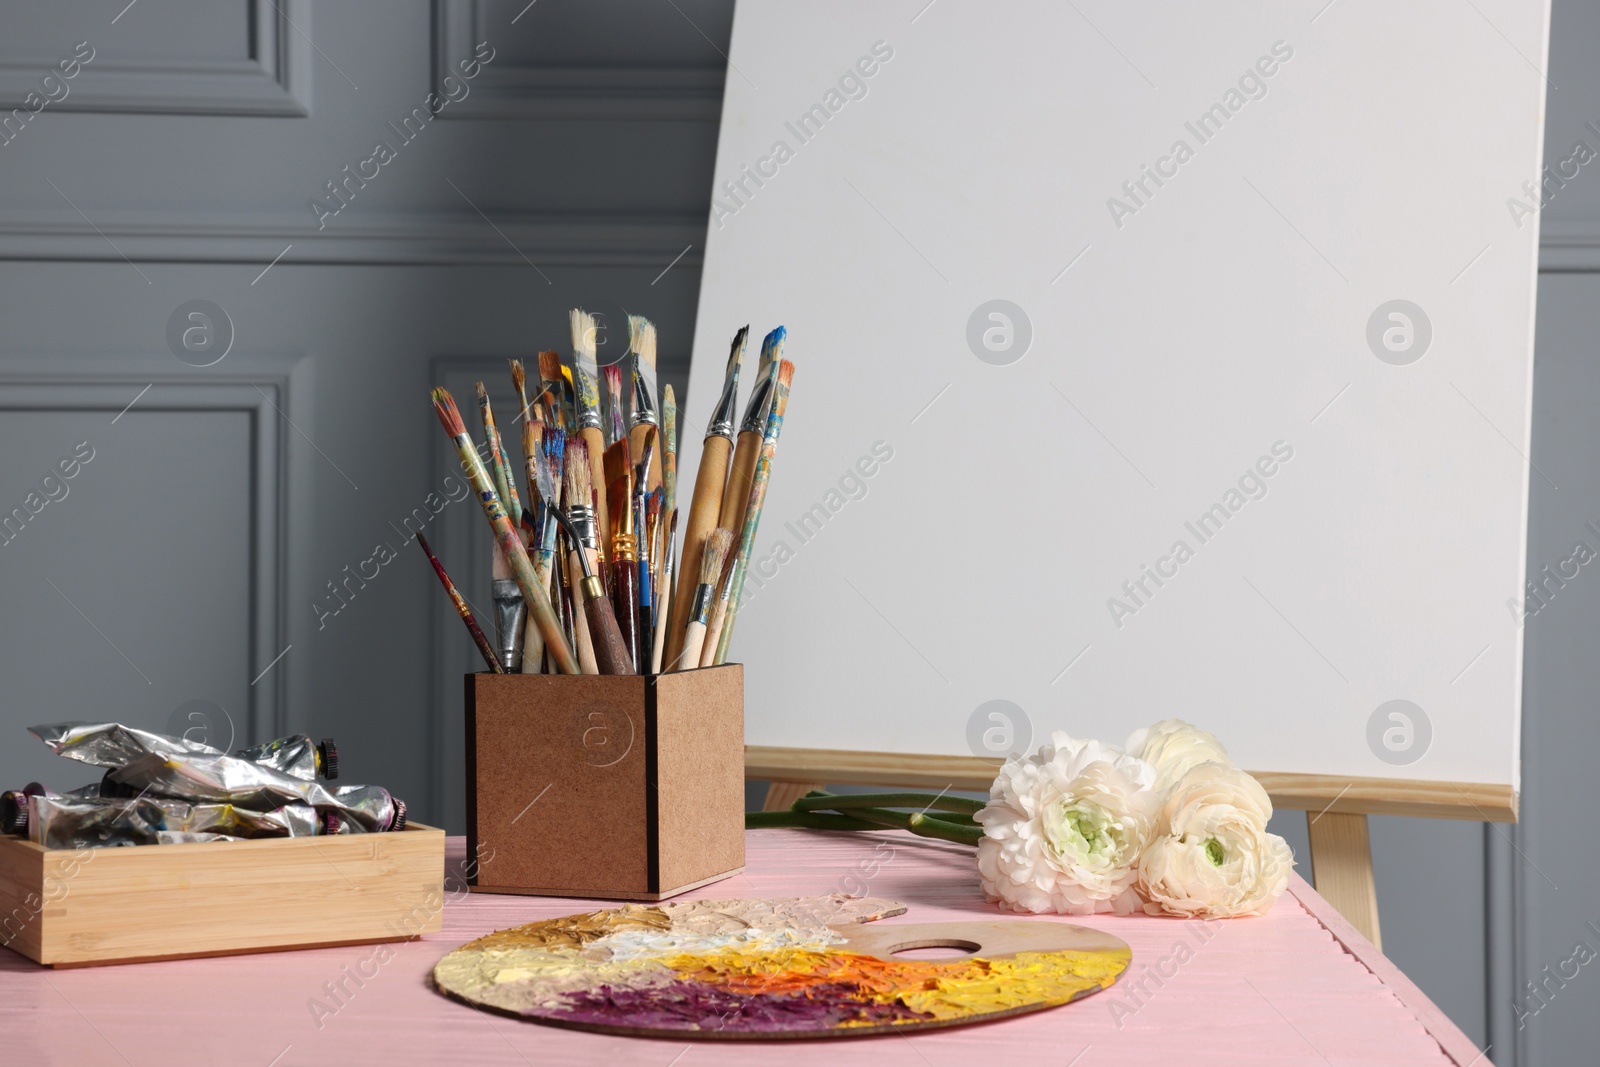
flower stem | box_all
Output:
[743,810,884,832]
[791,792,984,816]
[907,812,983,845]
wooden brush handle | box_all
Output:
[664,435,732,670]
[649,565,671,674]
[699,595,729,668]
[629,423,664,494]
[717,429,763,533]
[567,548,600,674]
[610,559,641,673]
[579,426,611,566]
[583,580,636,675]
[680,620,708,673]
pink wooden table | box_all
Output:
[1,830,1488,1066]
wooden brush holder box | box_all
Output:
[464,665,745,901]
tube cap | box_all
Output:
[317,739,339,780]
[1,790,28,835]
[320,810,341,835]
[389,798,408,832]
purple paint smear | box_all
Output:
[543,979,933,1033]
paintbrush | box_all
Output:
[431,388,577,674]
[414,532,502,673]
[510,359,532,424]
[678,528,733,671]
[478,382,526,672]
[537,350,568,433]
[628,315,664,494]
[656,383,679,648]
[633,430,659,669]
[713,359,795,665]
[718,327,782,539]
[570,310,611,565]
[703,336,783,664]
[562,438,604,673]
[555,438,633,675]
[663,326,746,671]
[516,509,546,672]
[652,506,677,674]
[643,487,663,671]
[603,436,640,671]
[534,426,568,670]
[603,363,627,448]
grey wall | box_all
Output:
[0,2,1592,1064]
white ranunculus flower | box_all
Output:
[1126,719,1232,792]
[976,731,1160,915]
[1135,762,1293,918]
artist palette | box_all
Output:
[431,895,1130,1039]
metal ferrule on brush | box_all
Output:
[738,366,776,435]
[707,369,743,439]
[491,578,526,671]
[630,368,658,428]
[690,583,716,625]
[612,532,637,563]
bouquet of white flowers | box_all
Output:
[748,719,1294,920]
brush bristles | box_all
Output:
[570,309,596,360]
[759,325,785,375]
[510,359,528,408]
[538,350,563,385]
[432,388,465,436]
[701,528,734,585]
[604,364,623,401]
[727,326,749,374]
[776,359,794,390]
[629,315,656,370]
[564,436,592,506]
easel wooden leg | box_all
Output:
[1307,811,1382,950]
[762,781,826,811]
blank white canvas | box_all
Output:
[685,0,1550,788]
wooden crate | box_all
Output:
[0,823,445,967]
[465,665,745,901]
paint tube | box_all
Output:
[233,735,338,781]
[107,753,405,833]
[18,793,331,848]
[28,722,338,781]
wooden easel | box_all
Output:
[748,746,1518,951]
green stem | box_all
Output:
[744,810,883,832]
[921,811,977,827]
[791,792,984,816]
[834,806,915,830]
[907,812,983,846]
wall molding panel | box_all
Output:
[0,355,309,744]
[0,210,706,268]
[0,0,311,116]
[431,0,725,121]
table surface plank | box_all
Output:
[0,830,1486,1067]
